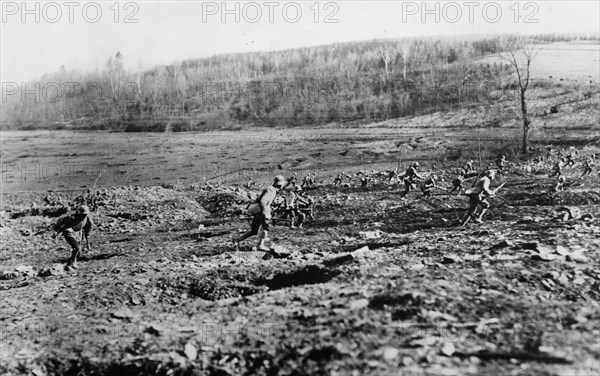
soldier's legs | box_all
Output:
[462,195,479,222]
[400,180,411,197]
[296,210,306,228]
[475,199,491,222]
[235,214,263,244]
[63,231,80,266]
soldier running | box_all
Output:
[461,170,501,226]
[549,159,565,178]
[581,159,594,178]
[565,153,576,168]
[52,205,93,270]
[234,175,286,253]
[400,162,423,199]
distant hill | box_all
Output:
[1,32,598,131]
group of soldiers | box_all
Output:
[51,148,596,267]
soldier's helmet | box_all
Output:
[558,176,566,182]
[413,162,420,167]
[273,175,287,187]
[77,205,90,215]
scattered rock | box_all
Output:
[382,347,399,361]
[38,264,66,277]
[112,307,134,319]
[349,298,369,310]
[184,342,197,360]
[441,342,456,356]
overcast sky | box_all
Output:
[1,1,599,82]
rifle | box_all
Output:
[34,224,54,236]
[239,216,292,223]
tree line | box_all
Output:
[1,33,597,131]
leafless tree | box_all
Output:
[501,37,539,154]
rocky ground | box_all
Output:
[1,144,600,375]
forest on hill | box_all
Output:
[1,33,597,131]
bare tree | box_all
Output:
[378,48,391,79]
[501,37,538,154]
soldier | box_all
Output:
[496,154,507,171]
[234,175,286,253]
[287,186,308,228]
[450,170,466,195]
[461,170,500,226]
[301,172,316,188]
[549,159,564,178]
[552,176,566,193]
[285,172,298,189]
[333,172,343,186]
[387,167,399,183]
[420,175,437,198]
[565,153,576,168]
[581,159,594,178]
[52,205,93,270]
[464,160,475,174]
[283,186,299,228]
[295,189,314,228]
[400,162,423,199]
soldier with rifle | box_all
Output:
[461,170,503,226]
[234,175,286,254]
[400,162,423,199]
[52,205,93,270]
[420,175,438,198]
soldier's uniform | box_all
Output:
[496,155,507,171]
[581,159,594,178]
[400,163,422,198]
[235,175,286,252]
[462,170,497,225]
[333,173,343,186]
[552,176,566,193]
[53,205,93,269]
[420,176,437,197]
[450,171,465,195]
[565,154,575,168]
[464,160,475,174]
[549,160,564,178]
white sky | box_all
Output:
[1,1,599,82]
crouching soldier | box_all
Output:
[420,175,437,198]
[52,205,93,270]
[461,170,501,226]
[234,175,286,253]
[496,154,507,171]
[400,162,423,199]
[450,170,465,195]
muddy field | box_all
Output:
[2,92,600,375]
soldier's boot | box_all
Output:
[67,248,80,269]
[257,230,270,252]
[474,209,488,224]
